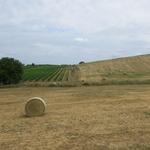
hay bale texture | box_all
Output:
[25,97,46,117]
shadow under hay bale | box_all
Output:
[25,97,46,117]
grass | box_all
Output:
[23,65,70,82]
[23,65,59,81]
[81,79,150,86]
[0,85,150,149]
[144,111,150,118]
[22,65,80,85]
[102,71,147,78]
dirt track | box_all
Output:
[0,85,150,150]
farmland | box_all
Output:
[23,65,80,83]
[22,54,150,86]
[0,85,150,150]
[1,54,150,150]
[78,54,150,85]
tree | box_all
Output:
[0,57,23,85]
[79,61,85,64]
[32,63,35,66]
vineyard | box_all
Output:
[23,65,80,82]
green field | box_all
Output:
[23,65,70,82]
[22,65,80,84]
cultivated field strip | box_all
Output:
[23,65,80,82]
[62,67,70,81]
[50,67,64,81]
[46,67,61,81]
[39,67,60,81]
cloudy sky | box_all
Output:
[0,0,150,64]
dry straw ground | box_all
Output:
[78,54,150,83]
[0,85,150,150]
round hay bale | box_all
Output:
[25,97,46,117]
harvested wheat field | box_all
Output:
[0,85,150,150]
[79,54,150,83]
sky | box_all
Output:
[0,0,150,64]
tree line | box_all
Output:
[0,57,23,85]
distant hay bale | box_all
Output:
[25,97,46,117]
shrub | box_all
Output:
[0,57,23,85]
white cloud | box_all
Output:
[0,0,150,64]
[74,37,88,42]
[1,0,150,33]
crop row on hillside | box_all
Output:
[23,65,71,82]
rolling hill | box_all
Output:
[78,54,150,84]
[23,54,150,86]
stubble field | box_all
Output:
[0,85,150,150]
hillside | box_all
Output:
[78,54,150,84]
[22,54,150,86]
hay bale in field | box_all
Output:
[25,97,46,117]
